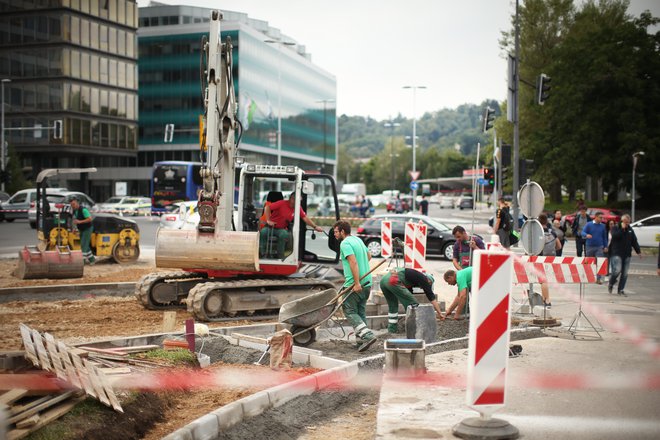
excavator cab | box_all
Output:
[236,165,340,268]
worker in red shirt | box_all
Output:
[259,192,323,259]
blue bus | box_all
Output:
[151,161,203,215]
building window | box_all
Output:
[80,52,90,80]
[70,16,79,45]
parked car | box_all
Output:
[439,196,455,209]
[386,197,411,213]
[1,187,67,223]
[457,196,474,210]
[355,213,460,260]
[113,197,151,216]
[93,196,129,213]
[564,207,623,226]
[28,191,95,229]
[160,201,198,229]
[631,214,660,247]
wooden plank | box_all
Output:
[93,364,123,413]
[79,347,128,357]
[0,389,28,405]
[9,395,51,416]
[107,345,160,354]
[162,311,178,332]
[18,324,38,366]
[99,367,132,375]
[58,341,82,389]
[83,360,111,407]
[15,414,40,429]
[7,397,82,440]
[71,353,96,398]
[30,330,52,372]
[231,333,269,345]
[7,391,74,424]
[44,334,66,380]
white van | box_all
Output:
[0,188,67,222]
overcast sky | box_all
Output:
[138,0,659,120]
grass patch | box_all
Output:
[136,348,198,366]
[26,398,107,440]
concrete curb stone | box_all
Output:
[239,390,272,418]
[212,401,244,431]
[189,414,219,440]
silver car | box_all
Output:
[1,188,67,222]
[28,191,95,229]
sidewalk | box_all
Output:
[377,333,660,439]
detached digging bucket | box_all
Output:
[15,245,84,280]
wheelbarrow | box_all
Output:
[278,258,389,346]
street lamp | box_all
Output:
[264,39,295,169]
[384,118,400,194]
[316,98,335,174]
[1,78,11,192]
[632,151,645,222]
[403,85,426,210]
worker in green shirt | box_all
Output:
[443,267,472,320]
[333,220,377,352]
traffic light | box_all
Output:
[519,159,535,185]
[53,120,63,140]
[501,143,512,167]
[483,167,495,187]
[482,107,495,132]
[536,73,551,105]
[164,123,174,143]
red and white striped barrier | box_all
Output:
[380,220,392,257]
[404,221,415,268]
[413,220,427,271]
[513,256,608,284]
[467,250,513,415]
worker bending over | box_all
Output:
[443,267,472,320]
[380,267,444,333]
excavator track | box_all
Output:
[135,270,207,309]
[187,278,336,322]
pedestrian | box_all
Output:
[539,213,561,307]
[607,214,642,297]
[582,211,608,284]
[71,197,95,265]
[419,195,429,216]
[333,220,377,352]
[380,267,444,333]
[442,267,472,320]
[492,198,512,249]
[552,210,567,256]
[451,225,485,270]
[571,206,591,257]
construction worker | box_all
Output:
[333,220,377,352]
[443,267,473,320]
[380,267,444,333]
[70,197,95,265]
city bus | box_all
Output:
[150,161,203,215]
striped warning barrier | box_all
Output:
[467,250,513,414]
[381,221,392,257]
[413,220,427,271]
[404,221,415,268]
[513,256,608,284]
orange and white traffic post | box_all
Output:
[380,220,392,257]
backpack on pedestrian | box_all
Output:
[501,207,513,232]
[542,229,557,256]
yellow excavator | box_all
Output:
[136,10,343,321]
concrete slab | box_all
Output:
[377,335,660,440]
[188,413,219,440]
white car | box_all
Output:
[28,191,95,229]
[631,214,660,247]
[113,197,151,216]
[160,201,198,229]
[439,196,455,209]
[94,196,129,213]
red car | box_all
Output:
[564,208,623,226]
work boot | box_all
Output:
[607,285,613,294]
[387,324,398,334]
[357,332,378,352]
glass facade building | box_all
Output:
[0,0,139,197]
[134,5,337,193]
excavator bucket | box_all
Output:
[15,245,84,280]
[156,228,259,272]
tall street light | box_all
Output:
[403,85,426,211]
[1,78,11,192]
[632,151,644,222]
[384,118,400,194]
[264,39,295,168]
[316,98,335,174]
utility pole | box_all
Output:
[512,0,521,231]
[1,78,10,192]
[384,118,400,194]
[403,85,426,211]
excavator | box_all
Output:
[135,10,343,321]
